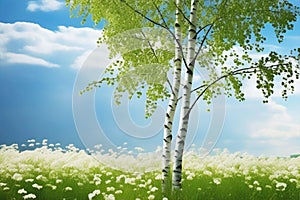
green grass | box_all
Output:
[0,142,299,200]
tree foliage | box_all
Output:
[69,0,299,113]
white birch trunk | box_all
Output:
[172,0,199,190]
[162,0,182,193]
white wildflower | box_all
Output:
[162,198,168,200]
[105,180,111,184]
[203,170,212,176]
[88,189,101,200]
[256,187,262,191]
[32,183,43,190]
[213,178,222,185]
[265,185,272,189]
[46,184,57,190]
[276,182,287,191]
[125,177,136,185]
[56,179,62,184]
[186,172,195,180]
[95,180,101,185]
[146,179,152,185]
[289,178,297,183]
[88,193,95,200]
[94,190,101,195]
[150,187,158,192]
[106,172,113,176]
[25,179,34,183]
[65,187,72,191]
[116,174,126,183]
[3,187,9,191]
[12,173,23,181]
[115,190,122,194]
[23,193,36,199]
[0,182,7,187]
[105,194,115,200]
[136,174,142,180]
[18,188,27,194]
[148,194,155,200]
[36,175,47,182]
[107,186,115,192]
[253,180,259,185]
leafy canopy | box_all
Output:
[67,0,300,116]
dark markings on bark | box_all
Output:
[166,113,170,119]
[187,67,193,75]
[178,140,185,145]
[176,163,182,169]
[166,134,172,140]
[174,58,181,62]
[180,128,187,132]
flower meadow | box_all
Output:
[0,140,299,200]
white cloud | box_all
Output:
[5,53,59,68]
[27,0,64,12]
[250,100,300,140]
[0,21,102,68]
[237,99,300,156]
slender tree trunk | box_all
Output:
[162,0,182,194]
[172,0,199,190]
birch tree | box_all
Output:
[67,0,300,193]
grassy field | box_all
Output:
[0,141,299,200]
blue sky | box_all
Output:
[0,0,299,156]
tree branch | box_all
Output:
[184,62,292,119]
[140,30,175,96]
[192,23,214,64]
[173,1,194,27]
[120,0,167,30]
[152,0,189,70]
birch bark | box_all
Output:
[172,0,199,190]
[162,0,182,193]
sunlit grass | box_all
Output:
[0,140,299,199]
